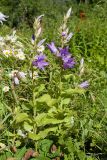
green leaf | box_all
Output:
[34,113,64,127]
[36,94,57,107]
[5,151,13,158]
[23,122,33,132]
[39,139,53,153]
[64,74,74,80]
[28,127,57,141]
[62,98,71,105]
[15,113,30,123]
[61,88,85,95]
[15,147,27,160]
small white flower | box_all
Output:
[0,12,8,24]
[3,86,9,92]
[16,49,25,60]
[5,31,17,43]
[16,53,25,60]
[37,45,45,53]
[17,130,26,138]
[3,50,11,57]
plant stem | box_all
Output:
[11,83,19,106]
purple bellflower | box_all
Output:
[58,47,70,58]
[59,47,75,69]
[47,42,58,54]
[79,81,89,88]
[63,57,75,69]
[32,53,49,70]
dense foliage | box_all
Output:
[0,0,107,159]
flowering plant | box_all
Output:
[0,8,91,159]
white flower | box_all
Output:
[16,49,25,60]
[3,86,9,92]
[5,31,17,43]
[17,130,26,138]
[0,12,8,24]
[5,35,17,43]
[16,53,25,60]
[37,45,45,53]
[3,50,11,57]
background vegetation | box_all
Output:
[0,0,107,159]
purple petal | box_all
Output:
[32,34,35,41]
[37,39,46,47]
[32,53,49,70]
[47,42,58,53]
[35,53,46,61]
[79,81,89,88]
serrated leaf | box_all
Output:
[28,127,57,141]
[34,113,64,127]
[37,94,57,107]
[23,122,33,132]
[15,113,29,123]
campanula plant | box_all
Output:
[0,8,92,159]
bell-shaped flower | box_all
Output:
[79,81,89,88]
[47,42,58,54]
[32,53,49,70]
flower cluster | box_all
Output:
[32,54,48,70]
[46,8,75,69]
[59,8,73,44]
[47,42,75,69]
[0,31,25,60]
